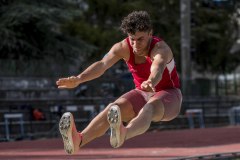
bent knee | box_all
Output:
[162,105,181,121]
[101,103,115,114]
[144,100,164,122]
[103,102,135,122]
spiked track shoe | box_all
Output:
[59,112,75,154]
[107,105,122,148]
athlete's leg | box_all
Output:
[82,89,148,149]
[107,89,148,148]
[125,98,165,140]
[155,88,182,121]
[107,98,164,148]
[112,88,182,147]
[80,98,135,146]
[59,90,139,154]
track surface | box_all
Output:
[0,126,240,160]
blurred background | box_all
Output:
[0,0,240,141]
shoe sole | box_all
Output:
[59,112,74,154]
[107,105,121,148]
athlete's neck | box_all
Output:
[142,37,152,56]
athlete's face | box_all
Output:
[128,31,152,56]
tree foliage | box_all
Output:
[0,0,239,76]
[64,0,180,64]
[0,0,95,76]
[191,0,240,73]
[76,0,239,74]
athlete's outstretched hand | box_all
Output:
[56,76,80,89]
[141,79,155,92]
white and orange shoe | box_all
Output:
[107,105,122,148]
[59,112,82,154]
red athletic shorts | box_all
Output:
[120,88,182,118]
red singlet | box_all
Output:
[125,36,180,92]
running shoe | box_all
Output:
[59,112,75,154]
[107,105,122,148]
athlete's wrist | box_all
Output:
[76,75,83,85]
[147,78,155,87]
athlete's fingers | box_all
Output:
[57,78,69,83]
[145,79,155,92]
[56,79,68,85]
[58,85,68,89]
[69,76,76,79]
[148,83,155,92]
[142,83,146,88]
[57,77,77,84]
[56,80,62,85]
[141,82,148,89]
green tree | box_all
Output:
[0,0,95,76]
[191,0,240,74]
[64,0,181,65]
[1,0,239,76]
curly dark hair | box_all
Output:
[120,11,152,35]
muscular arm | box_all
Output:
[149,41,173,87]
[56,42,125,89]
[77,46,121,83]
[141,41,173,92]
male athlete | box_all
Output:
[56,11,182,154]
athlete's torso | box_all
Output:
[125,36,180,91]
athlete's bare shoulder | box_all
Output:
[110,39,130,61]
[150,40,173,63]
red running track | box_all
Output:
[0,126,240,160]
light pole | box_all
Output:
[180,0,191,96]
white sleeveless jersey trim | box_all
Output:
[166,59,175,73]
[166,58,175,88]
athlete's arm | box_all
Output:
[56,42,125,89]
[141,41,173,92]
